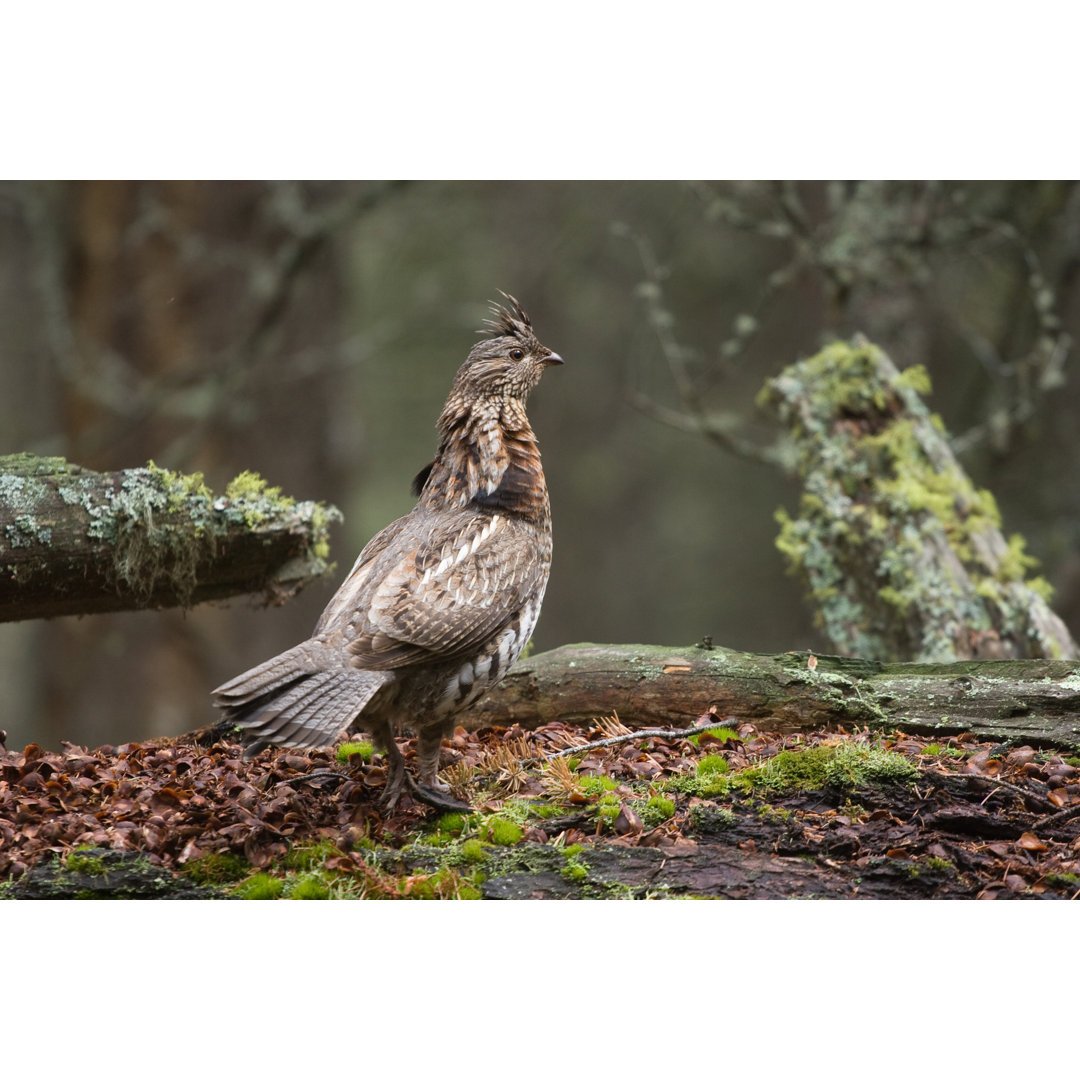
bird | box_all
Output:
[211,295,562,810]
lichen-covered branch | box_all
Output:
[457,642,1080,751]
[0,454,341,621]
[760,339,1079,662]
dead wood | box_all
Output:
[0,453,340,621]
[458,642,1080,751]
[761,339,1079,662]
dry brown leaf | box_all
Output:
[613,803,643,836]
[1016,832,1048,852]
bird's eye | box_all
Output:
[509,348,525,361]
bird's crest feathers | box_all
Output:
[480,292,534,344]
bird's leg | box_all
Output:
[378,736,410,811]
[402,724,472,813]
[415,725,450,793]
[376,726,471,813]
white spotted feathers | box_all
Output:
[211,296,562,807]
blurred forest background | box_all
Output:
[1,180,1079,751]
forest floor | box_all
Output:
[3,715,1080,899]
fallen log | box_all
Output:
[0,454,341,621]
[458,642,1080,751]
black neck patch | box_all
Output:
[471,461,538,515]
[411,461,435,497]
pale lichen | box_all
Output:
[763,339,1074,661]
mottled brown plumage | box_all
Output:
[212,296,562,809]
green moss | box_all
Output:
[308,503,334,561]
[283,872,331,900]
[731,740,917,794]
[483,817,524,846]
[4,847,218,899]
[232,873,285,899]
[0,452,75,478]
[283,840,340,872]
[496,800,536,827]
[997,533,1035,580]
[665,772,732,799]
[145,460,212,511]
[433,812,468,838]
[225,469,288,502]
[877,585,913,613]
[222,470,293,528]
[65,847,110,877]
[404,867,482,900]
[580,775,619,796]
[923,857,954,873]
[892,364,932,396]
[184,851,250,885]
[641,795,676,827]
[696,754,729,777]
[764,339,1060,662]
[923,743,966,759]
[460,839,488,864]
[837,798,868,820]
[559,842,592,885]
[1045,872,1080,889]
[336,741,374,764]
[561,862,588,884]
[678,734,915,803]
[688,805,736,832]
[596,792,622,826]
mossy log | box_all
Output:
[459,642,1080,751]
[760,339,1078,662]
[0,454,341,621]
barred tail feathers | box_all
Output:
[212,643,392,756]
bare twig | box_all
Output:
[967,774,1057,814]
[617,219,782,466]
[625,388,789,468]
[542,720,737,761]
[1031,801,1080,831]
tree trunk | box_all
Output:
[761,338,1079,662]
[0,454,339,621]
[458,642,1080,750]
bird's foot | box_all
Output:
[379,758,471,813]
[380,757,409,812]
[377,735,472,813]
[403,772,474,814]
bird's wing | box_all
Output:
[311,514,406,638]
[341,511,545,670]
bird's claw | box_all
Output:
[404,772,474,814]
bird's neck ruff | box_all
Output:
[421,396,550,521]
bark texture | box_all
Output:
[0,454,340,621]
[458,642,1080,751]
[761,339,1079,662]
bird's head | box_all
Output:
[452,294,563,404]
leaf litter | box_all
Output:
[2,718,1080,898]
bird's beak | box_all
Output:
[543,352,564,366]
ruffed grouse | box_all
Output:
[212,296,562,809]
